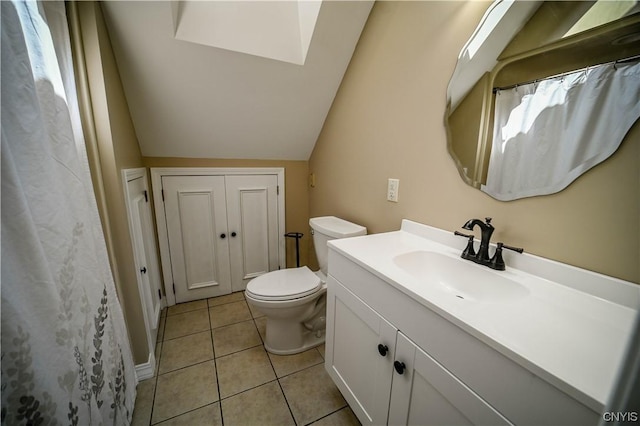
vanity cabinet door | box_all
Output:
[325,276,397,425]
[389,332,512,426]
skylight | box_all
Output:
[564,0,638,38]
[465,0,515,60]
[172,1,322,66]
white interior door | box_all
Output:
[225,175,280,292]
[125,172,162,353]
[163,175,231,302]
[136,184,163,327]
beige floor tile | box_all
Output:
[269,348,324,378]
[151,361,219,424]
[159,331,213,374]
[167,299,208,316]
[164,309,210,340]
[136,296,353,426]
[312,407,361,426]
[247,300,265,318]
[209,301,251,328]
[131,378,156,426]
[211,320,261,357]
[280,364,346,425]
[156,403,222,426]
[221,381,295,426]
[207,292,245,307]
[255,316,267,341]
[216,346,276,398]
[317,343,326,359]
[155,341,162,377]
[156,315,166,342]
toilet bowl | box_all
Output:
[245,216,366,355]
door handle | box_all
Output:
[231,232,237,237]
[220,233,226,239]
[140,267,147,274]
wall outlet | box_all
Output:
[387,178,399,202]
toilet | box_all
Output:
[245,216,366,355]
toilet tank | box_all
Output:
[309,216,367,275]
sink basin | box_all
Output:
[392,251,530,302]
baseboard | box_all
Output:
[135,352,156,382]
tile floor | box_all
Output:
[132,291,360,426]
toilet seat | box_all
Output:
[246,266,322,301]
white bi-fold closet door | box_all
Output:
[153,169,284,305]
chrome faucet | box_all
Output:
[454,217,523,270]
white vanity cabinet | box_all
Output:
[325,247,602,426]
[326,276,510,426]
[389,331,510,426]
[325,277,397,425]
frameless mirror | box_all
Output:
[445,0,640,200]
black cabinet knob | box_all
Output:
[231,232,237,237]
[394,361,406,375]
[377,344,388,357]
[140,267,147,274]
[220,233,226,239]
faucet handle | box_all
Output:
[454,231,473,239]
[500,243,524,254]
[485,217,492,225]
[489,242,524,271]
[454,231,476,260]
[489,243,505,270]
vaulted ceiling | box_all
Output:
[101,1,373,160]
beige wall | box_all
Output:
[75,0,311,366]
[309,1,639,284]
[142,157,311,268]
[75,2,149,364]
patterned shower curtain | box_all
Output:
[1,1,136,424]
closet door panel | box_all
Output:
[226,175,279,292]
[163,175,231,302]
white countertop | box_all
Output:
[328,220,639,412]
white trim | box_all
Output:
[150,167,286,307]
[123,167,146,182]
[134,351,156,382]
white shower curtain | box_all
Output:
[483,60,640,201]
[1,1,136,424]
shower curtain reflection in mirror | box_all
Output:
[1,1,136,424]
[483,60,640,201]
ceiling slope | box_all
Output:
[101,1,373,160]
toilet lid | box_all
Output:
[246,266,322,301]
